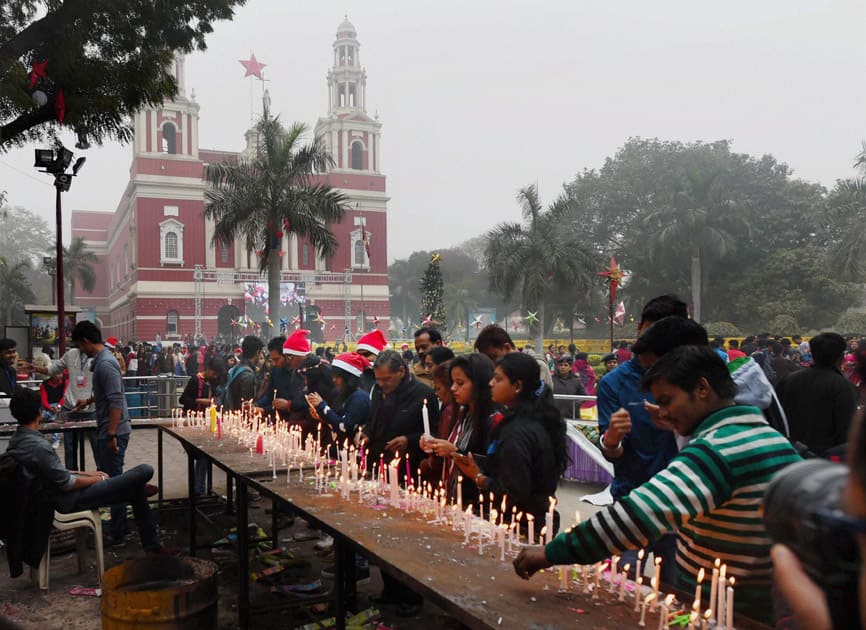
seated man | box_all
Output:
[5,387,163,553]
[514,345,801,621]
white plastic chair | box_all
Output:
[34,509,105,591]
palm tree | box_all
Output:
[827,178,866,279]
[205,114,348,337]
[641,165,746,322]
[0,256,35,326]
[484,185,597,350]
[63,236,98,304]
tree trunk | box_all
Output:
[266,241,282,340]
[691,250,701,323]
[536,301,545,352]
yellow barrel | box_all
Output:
[101,557,218,629]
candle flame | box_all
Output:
[540,526,547,536]
[644,592,656,604]
[729,576,735,587]
[622,563,630,572]
[637,549,645,560]
[664,594,675,606]
[696,567,705,583]
[526,513,533,521]
[655,557,662,566]
[689,611,698,622]
[636,576,643,585]
[714,558,721,568]
[704,609,713,619]
[650,577,657,589]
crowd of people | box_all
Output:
[2,303,866,628]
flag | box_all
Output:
[614,301,626,325]
[361,225,371,263]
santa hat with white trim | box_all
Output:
[283,329,311,356]
[331,352,370,378]
[356,329,387,356]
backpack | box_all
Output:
[220,363,254,409]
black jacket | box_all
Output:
[179,373,214,412]
[479,413,561,533]
[0,453,54,577]
[366,374,438,477]
[776,365,858,454]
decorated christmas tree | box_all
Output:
[419,253,446,331]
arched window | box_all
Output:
[354,239,365,265]
[161,122,177,154]
[159,218,184,265]
[167,310,178,335]
[165,232,178,259]
[351,142,363,170]
[219,240,230,263]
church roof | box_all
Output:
[337,17,356,37]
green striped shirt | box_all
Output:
[546,405,800,611]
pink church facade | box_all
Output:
[71,19,389,345]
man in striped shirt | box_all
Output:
[514,345,801,620]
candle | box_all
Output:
[422,399,431,436]
[539,526,546,550]
[457,475,463,512]
[609,555,619,592]
[639,593,656,627]
[527,514,535,545]
[637,548,646,575]
[709,559,720,622]
[701,609,712,630]
[545,497,556,544]
[717,564,727,626]
[559,565,568,591]
[618,563,630,601]
[652,557,662,608]
[693,567,705,616]
[633,576,643,612]
[725,577,735,630]
[658,594,674,630]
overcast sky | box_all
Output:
[2,0,864,262]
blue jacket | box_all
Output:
[316,388,371,437]
[255,365,294,412]
[596,357,677,500]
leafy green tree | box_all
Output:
[63,236,97,304]
[0,255,34,326]
[0,205,53,266]
[205,114,347,338]
[388,257,422,331]
[485,185,597,350]
[1,0,245,149]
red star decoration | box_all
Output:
[239,53,266,79]
[29,60,48,89]
[598,256,626,303]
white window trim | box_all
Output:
[159,218,185,266]
[349,227,369,270]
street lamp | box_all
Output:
[34,143,86,354]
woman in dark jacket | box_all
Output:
[307,353,371,444]
[454,352,567,532]
[178,356,227,495]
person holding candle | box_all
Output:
[418,361,457,486]
[355,329,388,392]
[296,355,337,437]
[179,356,227,495]
[307,352,371,443]
[453,351,567,533]
[514,345,801,623]
[220,335,263,410]
[423,354,497,507]
[253,336,293,421]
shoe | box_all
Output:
[396,602,422,617]
[104,536,127,549]
[314,535,334,551]
[144,483,159,497]
[321,563,370,581]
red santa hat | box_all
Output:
[105,337,119,349]
[283,329,311,356]
[356,329,387,356]
[331,352,370,378]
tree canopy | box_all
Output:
[1,0,244,150]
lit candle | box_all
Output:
[527,514,535,545]
[637,548,646,575]
[725,577,735,630]
[545,497,556,544]
[633,576,643,612]
[701,609,712,630]
[658,594,674,630]
[717,564,727,626]
[693,567,705,617]
[639,593,656,627]
[539,526,546,550]
[709,559,720,622]
[422,399,431,436]
[618,563,630,601]
[652,557,662,608]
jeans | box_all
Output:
[96,433,129,541]
[63,411,97,470]
[620,533,679,586]
[55,463,160,551]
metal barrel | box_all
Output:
[101,557,218,629]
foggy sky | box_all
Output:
[2,0,864,263]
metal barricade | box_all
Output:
[552,393,597,422]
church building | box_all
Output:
[70,18,389,344]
